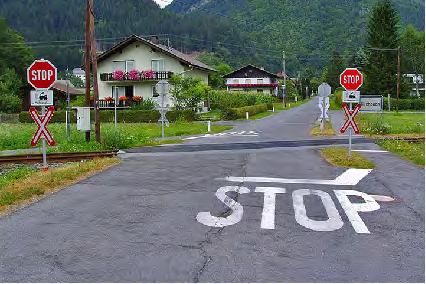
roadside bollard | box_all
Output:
[207,120,211,133]
[272,106,275,112]
[246,112,249,120]
[295,96,298,102]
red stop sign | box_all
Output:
[27,59,57,89]
[340,68,363,91]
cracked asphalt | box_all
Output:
[0,99,424,282]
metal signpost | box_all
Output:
[339,68,363,155]
[155,80,171,139]
[318,83,331,131]
[27,59,57,170]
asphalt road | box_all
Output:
[0,99,424,282]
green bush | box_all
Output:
[209,90,275,111]
[19,109,197,123]
[132,98,156,110]
[0,94,21,113]
[222,103,271,120]
[383,98,425,110]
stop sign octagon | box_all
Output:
[27,59,57,90]
[340,68,363,91]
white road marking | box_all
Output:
[223,168,372,186]
[334,190,380,234]
[196,186,250,227]
[370,195,395,202]
[255,187,286,229]
[184,130,260,140]
[293,189,344,231]
[353,149,389,153]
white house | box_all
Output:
[72,68,86,85]
[96,35,215,107]
[223,64,279,95]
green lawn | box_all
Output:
[377,140,425,166]
[358,112,424,135]
[0,122,232,152]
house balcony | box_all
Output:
[226,83,279,88]
[100,71,174,82]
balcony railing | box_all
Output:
[100,71,173,82]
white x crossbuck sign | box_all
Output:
[29,106,56,147]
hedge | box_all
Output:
[222,103,272,120]
[383,98,425,111]
[19,109,197,123]
[209,90,276,111]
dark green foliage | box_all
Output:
[364,0,400,96]
[0,68,22,113]
[384,98,425,110]
[169,0,424,73]
[209,90,275,111]
[132,98,156,110]
[325,52,345,91]
[19,109,196,123]
[222,103,272,120]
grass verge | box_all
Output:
[320,147,375,169]
[311,121,336,136]
[377,140,424,167]
[0,158,120,214]
[0,123,232,152]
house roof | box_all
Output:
[223,64,279,79]
[97,35,215,72]
[52,80,85,95]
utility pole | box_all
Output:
[85,0,101,143]
[84,0,91,142]
[89,0,101,142]
[282,51,286,107]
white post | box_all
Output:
[320,97,325,131]
[272,106,275,112]
[387,94,391,112]
[41,106,48,170]
[207,120,211,132]
[295,96,298,102]
[246,112,249,120]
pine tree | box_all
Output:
[364,0,400,96]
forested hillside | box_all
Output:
[0,0,423,74]
[168,0,425,73]
[0,0,250,69]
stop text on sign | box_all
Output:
[30,70,55,81]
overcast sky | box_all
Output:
[153,0,173,8]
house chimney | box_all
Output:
[150,36,159,44]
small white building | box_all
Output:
[96,35,215,107]
[72,68,86,85]
[223,64,279,95]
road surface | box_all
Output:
[0,99,424,282]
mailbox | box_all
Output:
[75,107,91,131]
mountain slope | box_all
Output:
[0,0,250,69]
[168,0,425,73]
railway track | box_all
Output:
[0,151,119,165]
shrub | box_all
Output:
[0,94,21,113]
[19,109,196,123]
[208,90,275,111]
[383,98,425,110]
[132,98,156,110]
[221,103,271,120]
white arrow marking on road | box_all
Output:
[222,168,372,186]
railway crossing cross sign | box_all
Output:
[29,106,56,147]
[340,103,362,135]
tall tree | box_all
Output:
[364,0,400,96]
[0,18,33,79]
[325,51,345,91]
[401,25,425,97]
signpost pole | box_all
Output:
[348,103,352,156]
[114,87,118,128]
[41,106,48,170]
[161,94,165,139]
